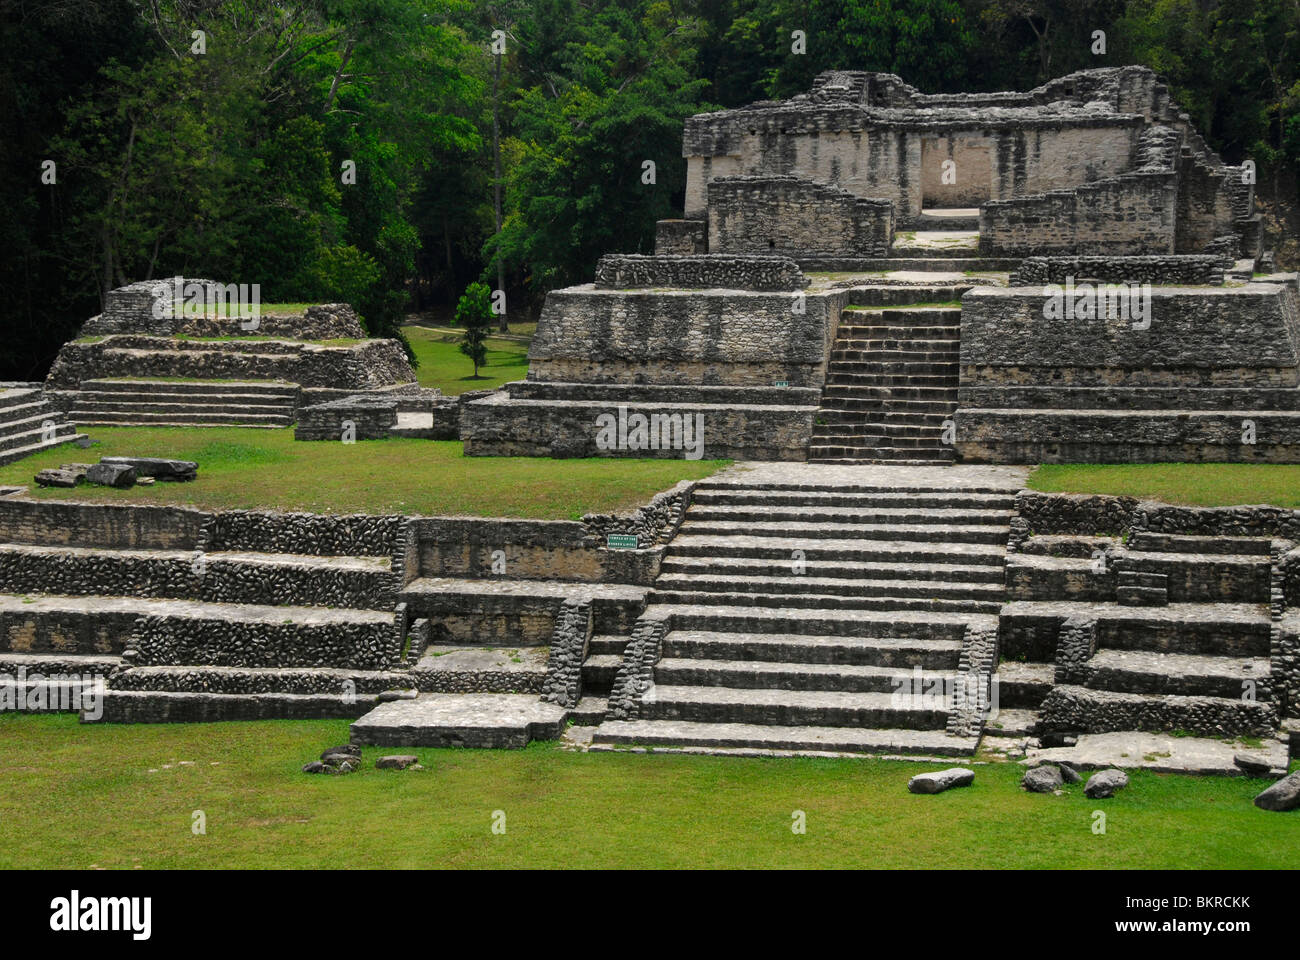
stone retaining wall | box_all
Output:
[1011,255,1227,286]
[593,253,806,291]
[294,395,398,441]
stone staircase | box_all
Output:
[0,385,86,466]
[592,469,1021,755]
[69,379,297,427]
[810,303,960,464]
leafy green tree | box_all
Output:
[456,281,493,377]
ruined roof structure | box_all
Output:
[678,65,1258,257]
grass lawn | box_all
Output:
[0,714,1294,869]
[0,428,726,519]
[1028,463,1300,509]
[406,324,529,395]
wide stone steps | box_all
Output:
[669,533,1006,565]
[831,348,958,363]
[812,423,950,440]
[653,572,1003,601]
[1081,648,1272,700]
[650,602,989,642]
[816,410,952,427]
[639,684,951,729]
[653,657,958,694]
[805,446,956,464]
[820,386,958,402]
[70,381,297,427]
[659,629,963,667]
[660,554,1006,582]
[647,587,1001,614]
[678,519,1006,544]
[689,488,1013,509]
[591,718,978,756]
[684,504,1011,525]
[79,378,297,397]
[846,287,970,306]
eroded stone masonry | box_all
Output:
[3,66,1297,778]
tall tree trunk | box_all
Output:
[493,48,508,332]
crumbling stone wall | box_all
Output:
[1011,255,1227,286]
[706,176,893,257]
[294,395,398,441]
[593,253,806,291]
[654,219,707,255]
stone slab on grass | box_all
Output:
[350,693,566,749]
[1024,731,1289,777]
[907,767,974,794]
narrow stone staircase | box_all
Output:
[592,469,1020,756]
[70,379,297,427]
[0,384,86,466]
[810,303,960,464]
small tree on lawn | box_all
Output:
[456,281,492,379]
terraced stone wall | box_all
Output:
[46,337,415,391]
[527,286,843,388]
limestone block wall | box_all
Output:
[959,284,1300,391]
[683,106,1141,224]
[654,220,707,255]
[526,286,844,387]
[294,395,398,441]
[706,176,893,257]
[46,336,415,390]
[1011,255,1227,286]
[979,171,1176,255]
[593,253,806,291]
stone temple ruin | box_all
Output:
[462,64,1299,466]
[1,67,1298,780]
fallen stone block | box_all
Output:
[1233,752,1275,777]
[1022,765,1063,793]
[1253,772,1300,812]
[85,462,136,488]
[375,755,420,770]
[100,456,198,481]
[1084,769,1130,799]
[1057,761,1082,784]
[301,761,327,774]
[907,767,974,794]
[34,469,82,488]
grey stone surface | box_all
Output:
[1022,765,1063,792]
[350,693,567,749]
[908,767,974,794]
[1253,771,1300,811]
[85,463,136,488]
[1083,768,1130,798]
[101,457,197,481]
[375,754,419,770]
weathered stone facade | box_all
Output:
[706,176,893,257]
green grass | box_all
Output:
[0,715,1294,869]
[406,324,529,395]
[0,427,726,519]
[1028,463,1300,509]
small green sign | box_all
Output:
[607,534,639,550]
[773,380,789,387]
